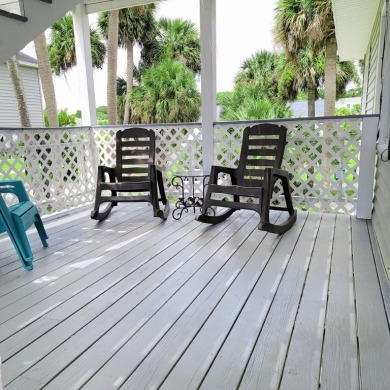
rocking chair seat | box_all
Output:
[196,124,297,234]
[91,128,169,221]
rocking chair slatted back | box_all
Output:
[116,128,156,182]
[236,124,287,187]
[91,127,170,221]
[196,123,296,234]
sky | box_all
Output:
[24,0,278,113]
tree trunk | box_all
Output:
[123,40,134,124]
[307,77,316,117]
[6,55,31,127]
[324,35,337,116]
[34,32,59,127]
[107,10,119,125]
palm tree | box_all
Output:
[106,10,119,124]
[218,84,292,121]
[279,46,322,117]
[307,0,337,116]
[34,32,58,127]
[98,5,157,124]
[274,0,337,115]
[129,60,201,123]
[234,50,281,98]
[48,14,106,76]
[139,18,201,75]
[6,55,31,127]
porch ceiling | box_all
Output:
[332,0,381,61]
[83,0,163,13]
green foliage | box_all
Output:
[44,108,76,127]
[75,110,82,119]
[98,5,157,49]
[139,18,201,75]
[48,14,106,75]
[96,106,108,115]
[335,104,361,116]
[218,85,292,121]
[129,60,201,123]
[116,76,127,96]
[341,88,362,98]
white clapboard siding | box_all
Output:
[0,63,44,127]
[364,12,380,114]
[373,159,390,277]
[370,4,390,280]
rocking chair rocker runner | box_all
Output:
[91,128,170,221]
[196,123,297,234]
[0,180,48,270]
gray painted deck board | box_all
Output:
[351,218,390,389]
[129,212,285,390]
[195,213,308,390]
[367,222,390,320]
[0,205,388,390]
[238,212,321,390]
[321,214,359,390]
[279,213,336,390]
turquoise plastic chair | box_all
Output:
[0,180,48,270]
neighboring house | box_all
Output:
[0,51,44,127]
[288,96,362,117]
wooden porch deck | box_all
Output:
[0,204,389,390]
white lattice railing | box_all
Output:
[92,123,204,200]
[0,116,378,216]
[0,127,96,215]
[215,116,375,214]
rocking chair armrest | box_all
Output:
[266,168,290,180]
[97,166,116,183]
[153,164,163,174]
[263,167,291,199]
[0,180,29,202]
[209,165,238,184]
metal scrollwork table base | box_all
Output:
[171,171,215,220]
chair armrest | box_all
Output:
[266,168,290,180]
[152,164,163,173]
[0,180,29,202]
[263,168,291,199]
[97,166,116,183]
[209,166,238,184]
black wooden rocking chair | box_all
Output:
[91,128,170,221]
[196,123,297,234]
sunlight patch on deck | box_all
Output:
[69,256,104,269]
[18,302,62,329]
[105,231,149,251]
[33,276,58,284]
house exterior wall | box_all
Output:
[362,15,380,114]
[363,0,390,276]
[0,63,44,127]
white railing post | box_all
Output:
[200,0,217,172]
[73,2,97,126]
[357,116,379,219]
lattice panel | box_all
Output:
[92,125,203,199]
[0,127,96,215]
[215,118,362,214]
[0,119,363,217]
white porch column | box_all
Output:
[73,1,97,126]
[200,0,217,172]
[356,116,379,219]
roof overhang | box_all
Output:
[83,0,163,14]
[332,0,382,61]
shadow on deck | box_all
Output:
[0,204,389,389]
